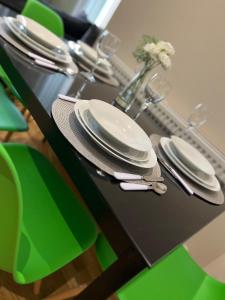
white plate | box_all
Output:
[77,40,112,68]
[69,42,113,76]
[160,137,220,191]
[74,101,157,169]
[16,15,68,53]
[89,100,152,156]
[77,40,97,62]
[77,100,150,162]
[171,135,215,177]
[7,17,66,58]
[4,17,72,64]
[78,62,119,87]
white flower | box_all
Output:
[143,43,155,53]
[138,37,174,68]
[164,42,175,56]
[158,52,171,69]
[143,43,159,59]
[156,41,175,56]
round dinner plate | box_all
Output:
[16,15,68,53]
[78,62,119,87]
[69,42,113,76]
[171,135,215,177]
[77,40,97,62]
[74,101,157,169]
[89,100,152,156]
[77,40,112,68]
[160,137,220,191]
[77,100,150,162]
[4,17,72,64]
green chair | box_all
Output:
[95,233,225,300]
[0,66,23,103]
[0,143,97,298]
[22,0,64,37]
[0,83,27,141]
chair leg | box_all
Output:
[26,111,32,122]
[20,106,27,115]
[33,280,42,295]
[43,284,87,300]
[3,131,14,142]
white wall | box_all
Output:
[108,0,225,271]
[108,0,225,154]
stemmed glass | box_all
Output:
[186,103,207,131]
[173,103,207,136]
[133,73,171,120]
[74,30,120,99]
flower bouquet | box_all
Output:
[115,35,175,110]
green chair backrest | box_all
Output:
[96,234,225,300]
[0,145,22,274]
[22,0,64,37]
[0,143,96,284]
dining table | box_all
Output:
[0,37,225,300]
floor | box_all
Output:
[0,98,117,300]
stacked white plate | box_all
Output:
[74,100,157,169]
[3,15,72,64]
[160,136,220,191]
[68,40,113,77]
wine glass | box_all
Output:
[186,103,207,131]
[74,30,120,99]
[133,73,171,120]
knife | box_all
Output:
[113,172,164,182]
[157,152,194,195]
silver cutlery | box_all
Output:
[34,59,75,76]
[114,171,164,182]
[120,182,167,195]
[125,180,162,186]
[28,52,55,64]
[156,151,194,195]
[58,94,78,103]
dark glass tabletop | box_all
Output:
[0,39,224,269]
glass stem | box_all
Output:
[74,78,89,99]
[134,101,152,120]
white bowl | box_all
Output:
[171,135,215,177]
[88,100,152,156]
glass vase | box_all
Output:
[115,62,152,111]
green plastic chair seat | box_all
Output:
[22,0,64,37]
[95,234,225,300]
[0,83,27,131]
[0,143,97,284]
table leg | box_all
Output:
[73,247,146,300]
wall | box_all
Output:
[108,0,225,154]
[108,0,225,271]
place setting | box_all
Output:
[0,15,78,75]
[51,97,168,195]
[150,134,224,205]
[67,31,120,88]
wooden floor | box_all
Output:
[0,99,117,300]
